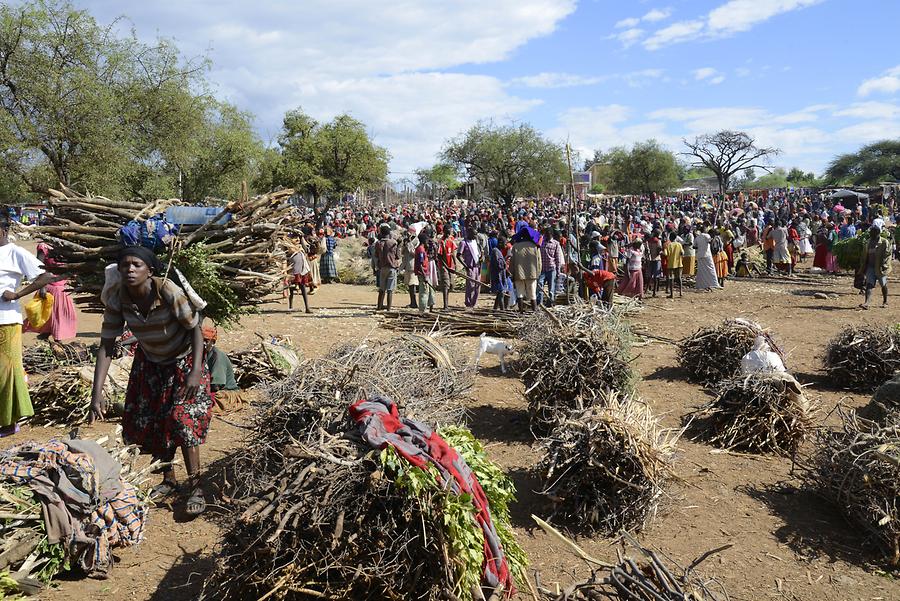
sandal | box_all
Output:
[0,424,19,438]
[149,480,178,502]
[185,482,207,517]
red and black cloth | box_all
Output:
[349,396,515,597]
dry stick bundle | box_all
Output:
[27,367,91,427]
[22,340,95,375]
[805,408,900,566]
[533,520,730,601]
[520,304,635,436]
[379,306,526,338]
[32,185,296,309]
[538,394,677,535]
[205,339,481,600]
[687,372,817,456]
[229,335,301,389]
[823,325,900,391]
[677,318,786,386]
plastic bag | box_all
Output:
[23,292,54,329]
[740,336,785,374]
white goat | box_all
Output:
[474,333,513,373]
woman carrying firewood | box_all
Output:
[90,246,213,516]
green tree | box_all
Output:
[0,0,214,196]
[276,109,389,221]
[824,140,900,185]
[683,130,780,193]
[606,140,679,194]
[414,163,459,200]
[441,121,567,207]
[748,167,789,189]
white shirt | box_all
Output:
[0,244,44,325]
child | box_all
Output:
[735,251,763,278]
[664,231,683,298]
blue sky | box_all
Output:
[78,0,900,178]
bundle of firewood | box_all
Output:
[33,186,296,308]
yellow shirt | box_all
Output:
[665,242,684,269]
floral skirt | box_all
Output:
[123,348,213,458]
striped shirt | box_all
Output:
[101,277,199,363]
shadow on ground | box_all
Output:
[147,547,216,601]
[740,481,878,567]
[465,404,533,443]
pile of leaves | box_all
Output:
[173,243,247,327]
[832,229,891,271]
[537,393,677,535]
[823,324,900,391]
[804,408,900,566]
[687,373,816,456]
[520,304,635,436]
[205,339,523,600]
[677,318,786,386]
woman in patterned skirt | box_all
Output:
[90,246,213,516]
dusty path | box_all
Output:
[13,272,900,601]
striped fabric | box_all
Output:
[101,277,199,363]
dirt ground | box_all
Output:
[10,258,900,601]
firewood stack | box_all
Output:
[32,186,297,307]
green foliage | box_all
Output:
[832,230,891,270]
[173,243,247,327]
[589,183,604,194]
[415,163,460,198]
[825,140,900,186]
[605,140,680,194]
[273,109,389,217]
[441,120,567,206]
[0,0,260,200]
[379,426,527,600]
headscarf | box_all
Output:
[201,326,218,342]
[117,246,163,274]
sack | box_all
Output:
[23,293,54,329]
[740,336,786,374]
[853,271,866,291]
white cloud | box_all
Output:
[511,73,606,88]
[642,8,672,22]
[644,0,823,50]
[622,69,665,87]
[613,28,645,47]
[735,67,752,77]
[78,0,575,172]
[615,17,640,28]
[834,120,900,143]
[692,68,725,85]
[834,101,900,120]
[858,65,900,97]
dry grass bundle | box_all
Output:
[805,408,900,566]
[677,318,785,385]
[537,393,677,534]
[687,372,816,456]
[521,304,635,436]
[335,235,377,285]
[23,340,94,375]
[230,335,300,388]
[823,325,900,391]
[204,340,522,601]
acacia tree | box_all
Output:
[274,109,389,223]
[414,163,459,200]
[825,140,900,185]
[682,130,779,194]
[441,121,567,207]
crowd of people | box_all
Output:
[282,190,898,311]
